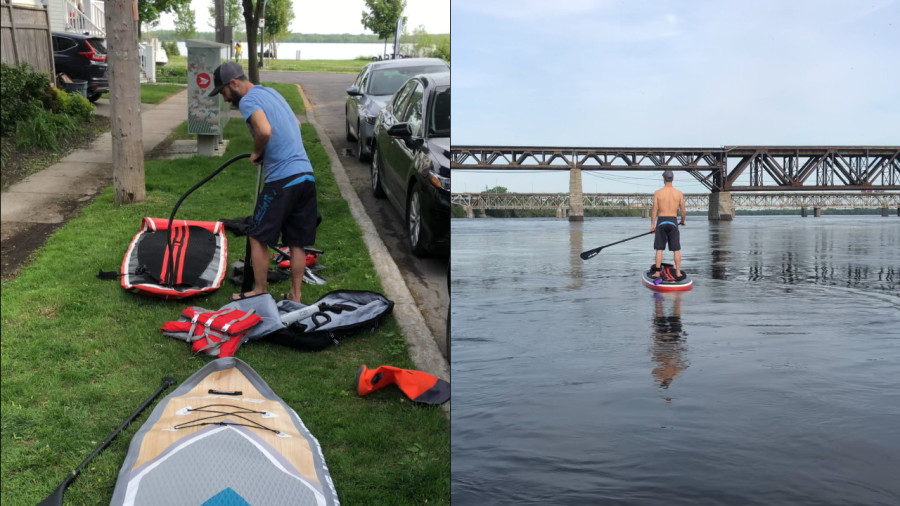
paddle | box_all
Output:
[580,231,654,260]
[163,153,251,287]
[37,376,177,506]
[241,159,264,293]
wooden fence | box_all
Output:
[1,4,55,78]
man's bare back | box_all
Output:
[652,184,686,221]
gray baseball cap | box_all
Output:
[663,170,674,181]
[209,61,246,97]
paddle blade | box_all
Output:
[580,247,603,260]
[36,474,75,506]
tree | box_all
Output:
[241,0,267,83]
[361,0,406,58]
[264,0,294,59]
[408,25,449,61]
[174,4,196,40]
[208,0,243,32]
[138,0,191,38]
[409,25,433,57]
[106,0,145,204]
[484,186,508,193]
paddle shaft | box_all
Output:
[241,161,264,293]
[37,377,177,506]
[580,231,654,260]
[164,153,251,287]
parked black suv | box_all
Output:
[52,32,109,102]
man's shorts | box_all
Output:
[654,216,681,251]
[250,173,317,248]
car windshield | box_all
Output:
[428,86,450,137]
[368,65,448,96]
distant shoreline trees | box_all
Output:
[145,30,447,44]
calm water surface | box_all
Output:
[175,42,385,60]
[451,216,899,505]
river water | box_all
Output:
[175,41,386,60]
[451,216,899,505]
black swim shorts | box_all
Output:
[250,173,318,248]
[654,216,681,251]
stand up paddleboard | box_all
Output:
[641,263,693,292]
[110,357,339,505]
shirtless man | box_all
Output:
[650,170,687,278]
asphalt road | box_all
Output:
[261,70,449,359]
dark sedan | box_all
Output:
[345,57,449,162]
[370,71,450,257]
[52,32,109,102]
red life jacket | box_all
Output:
[161,307,262,357]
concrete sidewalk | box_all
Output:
[0,87,449,389]
[1,90,187,229]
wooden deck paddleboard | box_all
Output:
[110,357,339,505]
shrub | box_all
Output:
[156,65,187,84]
[1,62,54,127]
[15,105,77,151]
[162,40,180,57]
[55,87,95,120]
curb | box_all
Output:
[296,85,450,414]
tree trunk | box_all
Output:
[106,0,145,204]
[242,0,264,84]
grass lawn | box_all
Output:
[0,82,449,505]
[164,55,368,75]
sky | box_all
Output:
[157,0,449,35]
[452,0,900,194]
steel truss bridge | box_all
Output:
[451,192,900,212]
[450,146,900,191]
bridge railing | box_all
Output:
[451,192,900,211]
[451,146,900,191]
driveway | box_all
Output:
[261,70,449,359]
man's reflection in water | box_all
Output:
[650,292,689,390]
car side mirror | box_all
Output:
[388,123,424,149]
[387,123,413,138]
[346,86,361,96]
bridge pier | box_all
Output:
[801,207,808,217]
[814,207,822,217]
[556,204,567,219]
[568,165,584,222]
[465,205,475,218]
[641,208,650,219]
[708,191,734,221]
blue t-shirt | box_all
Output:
[239,85,313,182]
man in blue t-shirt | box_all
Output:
[209,61,318,303]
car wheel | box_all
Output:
[407,183,428,257]
[345,111,354,141]
[88,93,102,103]
[371,146,386,198]
[357,122,370,162]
